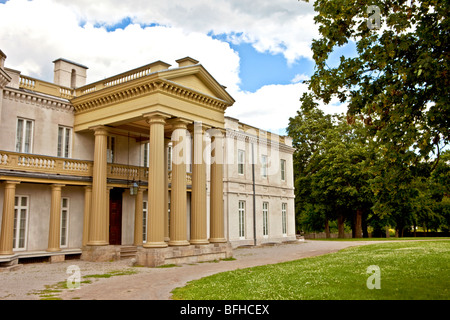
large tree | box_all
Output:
[300,0,449,224]
[302,0,449,162]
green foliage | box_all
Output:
[290,0,449,235]
[303,0,449,159]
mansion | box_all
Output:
[0,50,295,268]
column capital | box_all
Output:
[50,184,65,189]
[3,181,20,188]
[89,125,109,136]
[143,111,172,125]
[168,117,192,130]
[207,127,226,138]
[188,121,212,134]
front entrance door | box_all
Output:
[109,188,123,245]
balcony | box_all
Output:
[0,151,191,186]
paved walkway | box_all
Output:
[0,240,382,300]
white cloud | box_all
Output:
[0,0,241,90]
[0,0,333,136]
[291,73,310,83]
[52,0,320,63]
[226,83,348,135]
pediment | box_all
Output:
[160,65,235,106]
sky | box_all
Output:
[0,0,354,135]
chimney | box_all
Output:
[149,60,171,72]
[176,57,199,68]
[53,58,88,88]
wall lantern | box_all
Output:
[130,181,139,196]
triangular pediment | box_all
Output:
[159,65,235,106]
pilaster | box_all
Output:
[82,186,92,247]
[47,184,65,252]
[0,181,20,255]
[134,187,144,246]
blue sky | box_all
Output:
[0,0,355,133]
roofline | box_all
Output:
[53,58,89,70]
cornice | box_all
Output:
[72,78,230,114]
[225,129,295,154]
[2,87,74,113]
[0,68,11,88]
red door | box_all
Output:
[109,189,123,245]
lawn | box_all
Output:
[171,240,450,300]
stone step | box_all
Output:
[120,246,137,259]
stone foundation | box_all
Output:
[136,242,233,267]
[81,245,121,262]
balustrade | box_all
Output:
[0,151,192,186]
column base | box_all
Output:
[81,245,120,262]
[135,242,233,267]
[189,239,210,245]
[168,240,190,246]
[86,240,109,246]
[209,238,227,243]
[143,242,168,248]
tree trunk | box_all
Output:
[362,210,369,238]
[337,214,345,238]
[324,218,330,238]
[354,209,362,238]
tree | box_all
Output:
[288,104,375,238]
[298,0,449,233]
[302,0,448,163]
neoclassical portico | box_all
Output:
[75,57,235,266]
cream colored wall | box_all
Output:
[10,184,85,252]
[0,89,75,156]
[224,117,296,247]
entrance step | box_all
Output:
[120,246,138,259]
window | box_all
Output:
[143,143,149,168]
[281,159,286,181]
[13,196,29,250]
[107,136,116,163]
[142,201,148,243]
[58,126,72,158]
[261,155,268,178]
[282,203,287,236]
[238,149,245,175]
[167,145,172,171]
[238,201,245,239]
[262,202,269,236]
[16,118,34,153]
[60,198,69,247]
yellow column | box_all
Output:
[47,184,65,252]
[82,186,92,247]
[143,112,170,248]
[190,122,209,245]
[209,129,226,243]
[169,119,190,246]
[164,139,170,242]
[88,126,109,246]
[0,181,20,255]
[134,187,144,246]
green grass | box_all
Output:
[171,240,450,300]
[309,237,450,241]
